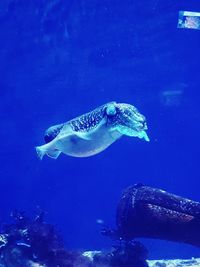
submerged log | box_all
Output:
[116,184,200,246]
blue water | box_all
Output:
[0,0,200,260]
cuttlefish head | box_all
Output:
[105,102,150,141]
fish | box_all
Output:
[35,101,149,160]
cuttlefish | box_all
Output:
[36,102,149,159]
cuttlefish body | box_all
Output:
[36,102,149,159]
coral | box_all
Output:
[0,211,91,267]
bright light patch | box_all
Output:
[178,11,200,30]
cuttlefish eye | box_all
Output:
[106,104,117,116]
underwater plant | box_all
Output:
[0,212,92,267]
[0,211,149,267]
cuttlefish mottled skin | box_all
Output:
[36,102,149,159]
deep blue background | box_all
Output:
[0,0,200,259]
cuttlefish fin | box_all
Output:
[57,125,92,141]
[47,149,61,159]
[35,142,61,160]
[74,132,92,140]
